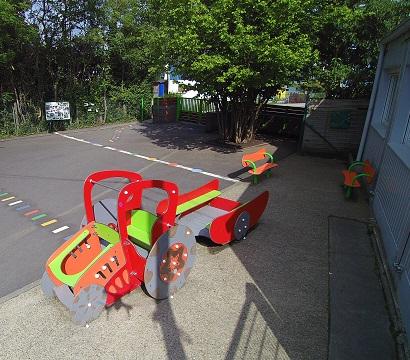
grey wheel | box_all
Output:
[144,225,196,300]
[41,271,55,298]
[70,285,107,326]
[234,211,250,240]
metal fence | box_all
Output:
[177,98,216,123]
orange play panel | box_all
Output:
[250,162,278,175]
[342,170,361,187]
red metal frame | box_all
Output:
[83,170,142,224]
[117,179,179,246]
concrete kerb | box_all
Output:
[0,280,41,306]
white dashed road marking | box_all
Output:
[55,132,239,183]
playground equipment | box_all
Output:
[242,148,278,184]
[42,170,269,325]
[342,160,376,198]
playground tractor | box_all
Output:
[41,170,269,325]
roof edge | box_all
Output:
[381,18,410,45]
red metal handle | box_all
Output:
[83,170,142,223]
[117,179,179,246]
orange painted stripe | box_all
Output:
[24,209,39,216]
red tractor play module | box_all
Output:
[42,170,269,325]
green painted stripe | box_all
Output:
[0,192,9,197]
[31,213,48,221]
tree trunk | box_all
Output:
[103,87,107,123]
[229,101,257,143]
[215,97,229,141]
[53,81,58,101]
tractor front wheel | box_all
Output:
[41,271,55,298]
[144,225,196,300]
[70,284,107,326]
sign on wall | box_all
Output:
[45,102,70,121]
[330,110,351,129]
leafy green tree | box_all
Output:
[0,0,37,130]
[313,0,410,98]
[157,0,316,143]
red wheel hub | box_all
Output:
[159,243,188,283]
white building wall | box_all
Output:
[360,20,410,343]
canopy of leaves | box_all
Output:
[0,0,409,139]
[158,0,317,103]
[0,0,35,67]
[313,0,410,98]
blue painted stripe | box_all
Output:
[16,204,30,211]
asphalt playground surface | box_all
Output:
[0,121,394,359]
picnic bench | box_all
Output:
[342,160,376,198]
[242,148,278,184]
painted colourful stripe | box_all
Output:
[55,132,239,183]
[16,204,31,211]
[25,210,39,216]
[155,160,170,165]
[1,196,15,202]
[52,226,70,234]
[0,192,9,197]
[41,219,58,227]
[8,200,23,206]
[31,213,47,221]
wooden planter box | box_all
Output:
[152,97,177,123]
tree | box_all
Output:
[156,0,316,143]
[0,0,37,128]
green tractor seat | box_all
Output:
[127,210,157,250]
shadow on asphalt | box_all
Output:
[105,298,133,319]
[132,121,298,357]
[225,283,288,360]
[135,122,298,158]
[135,122,237,154]
[153,299,192,360]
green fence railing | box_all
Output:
[176,97,216,121]
[180,98,215,113]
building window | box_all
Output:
[404,113,410,146]
[381,74,399,127]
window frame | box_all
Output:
[380,73,399,128]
